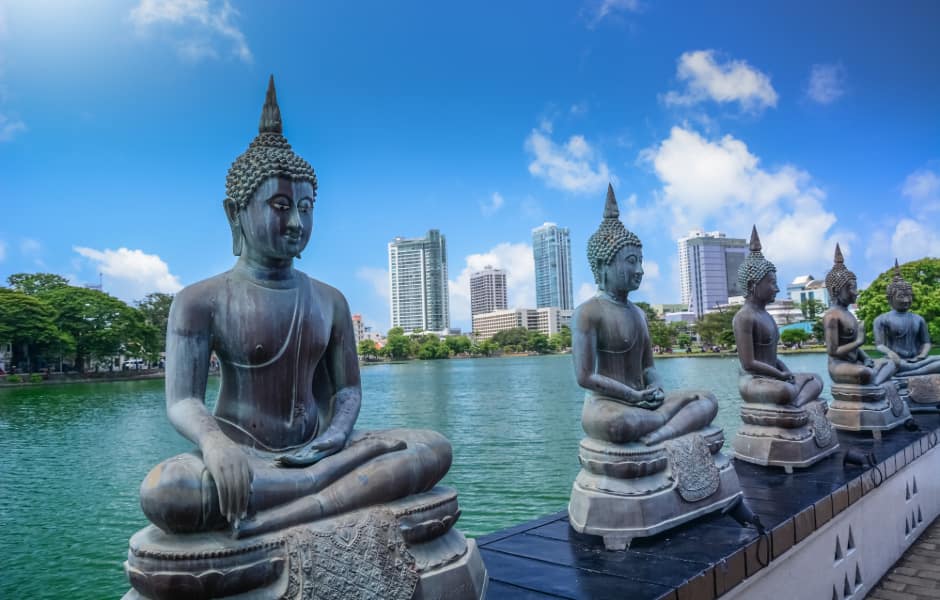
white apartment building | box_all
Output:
[472,307,572,340]
[678,230,748,318]
[787,275,831,313]
[470,266,508,316]
[532,223,574,310]
[388,230,450,332]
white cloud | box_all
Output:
[902,168,940,215]
[584,0,641,27]
[576,282,596,304]
[449,243,536,326]
[356,267,390,301]
[0,240,6,262]
[130,0,252,63]
[19,238,40,254]
[570,101,589,116]
[663,50,778,114]
[526,128,613,194]
[74,246,183,300]
[890,218,940,263]
[480,192,505,217]
[642,125,840,273]
[806,63,847,105]
[0,113,26,142]
[638,259,660,294]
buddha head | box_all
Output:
[738,226,778,304]
[587,184,644,297]
[223,76,318,260]
[825,244,858,306]
[886,259,914,312]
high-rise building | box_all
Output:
[388,229,450,332]
[677,230,748,318]
[532,222,574,310]
[470,266,508,317]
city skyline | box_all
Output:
[388,230,450,332]
[1,2,938,335]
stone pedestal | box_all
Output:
[899,374,940,412]
[123,486,486,600]
[733,401,839,473]
[828,382,910,439]
[568,426,743,550]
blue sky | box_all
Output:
[1,0,938,333]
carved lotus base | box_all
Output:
[898,374,940,412]
[828,382,910,438]
[733,401,838,472]
[568,430,742,550]
[123,486,486,600]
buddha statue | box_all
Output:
[822,244,909,437]
[567,185,742,550]
[873,260,940,409]
[731,227,836,472]
[123,77,486,600]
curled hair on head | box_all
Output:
[225,75,318,211]
[825,243,857,297]
[587,184,642,283]
[738,226,776,297]
[886,259,913,302]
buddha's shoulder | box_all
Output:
[295,273,350,309]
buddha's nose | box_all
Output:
[286,209,303,233]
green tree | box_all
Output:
[417,338,449,359]
[357,339,379,359]
[549,325,572,351]
[0,288,70,371]
[857,258,940,343]
[526,331,552,354]
[384,327,412,360]
[648,319,676,350]
[677,332,692,348]
[491,327,529,349]
[634,302,659,323]
[7,272,70,296]
[136,292,174,357]
[781,328,810,347]
[799,299,827,320]
[696,306,741,347]
[39,286,142,371]
[444,335,471,355]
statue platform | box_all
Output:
[733,402,839,473]
[123,486,487,600]
[568,426,743,550]
[480,413,940,599]
[828,381,911,438]
[899,374,940,412]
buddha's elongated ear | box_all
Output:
[223,198,243,256]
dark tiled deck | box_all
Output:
[478,413,940,600]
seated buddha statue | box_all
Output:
[730,227,835,470]
[874,260,940,377]
[823,245,896,386]
[567,185,741,550]
[823,244,908,437]
[874,260,940,409]
[125,78,485,600]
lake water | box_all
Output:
[0,353,831,598]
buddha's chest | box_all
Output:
[212,283,329,366]
[755,312,779,346]
[596,307,647,353]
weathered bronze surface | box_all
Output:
[730,227,836,471]
[823,245,909,436]
[567,185,741,550]
[124,77,486,600]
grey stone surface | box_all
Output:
[731,227,837,471]
[568,185,741,549]
[123,77,484,599]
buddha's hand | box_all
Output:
[780,370,795,383]
[203,440,253,525]
[632,387,664,410]
[275,430,347,468]
[864,357,875,368]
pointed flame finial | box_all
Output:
[603,183,619,219]
[894,258,902,276]
[749,225,762,252]
[259,74,283,134]
[834,243,844,266]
